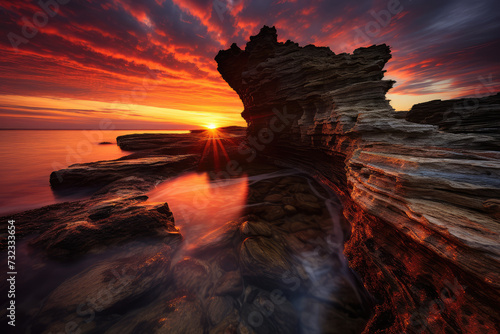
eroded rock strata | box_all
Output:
[216,26,500,333]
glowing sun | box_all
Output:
[206,124,217,130]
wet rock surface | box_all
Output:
[216,26,500,333]
[2,177,182,260]
[50,154,199,190]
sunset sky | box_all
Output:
[1,0,499,129]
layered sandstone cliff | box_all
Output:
[216,26,500,333]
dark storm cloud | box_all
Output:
[379,0,500,95]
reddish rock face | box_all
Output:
[216,26,500,333]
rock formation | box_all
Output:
[50,155,198,190]
[406,92,500,140]
[216,26,500,333]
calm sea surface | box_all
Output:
[0,130,189,215]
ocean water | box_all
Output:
[0,130,189,215]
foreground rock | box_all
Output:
[216,26,500,333]
[2,177,181,260]
[34,244,174,333]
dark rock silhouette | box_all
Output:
[216,25,500,333]
[406,92,500,139]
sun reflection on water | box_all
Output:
[147,172,248,250]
